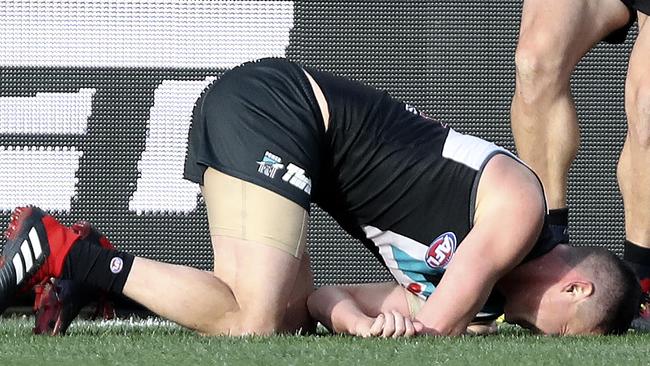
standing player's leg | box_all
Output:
[619,11,650,329]
[510,0,631,241]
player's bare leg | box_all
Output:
[198,167,310,335]
[121,256,239,333]
[123,236,305,335]
[281,252,315,333]
[0,166,311,335]
[118,166,312,336]
[620,14,650,252]
[619,13,650,329]
[511,0,630,211]
[117,165,312,335]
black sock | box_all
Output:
[547,208,569,226]
[624,240,650,294]
[61,239,135,295]
[547,208,569,243]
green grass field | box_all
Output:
[0,316,649,366]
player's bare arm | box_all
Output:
[308,281,501,337]
[308,282,419,337]
[414,155,545,335]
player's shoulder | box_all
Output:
[480,154,544,210]
[474,154,545,236]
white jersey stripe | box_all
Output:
[375,241,418,290]
[12,255,24,285]
[442,128,508,171]
[365,226,413,285]
[364,226,427,260]
[28,228,43,259]
[443,128,550,213]
[364,225,434,296]
[20,240,34,271]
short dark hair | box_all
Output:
[564,246,642,335]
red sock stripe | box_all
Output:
[640,279,650,294]
[98,236,115,250]
[41,216,80,278]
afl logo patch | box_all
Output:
[110,257,124,274]
[425,232,457,269]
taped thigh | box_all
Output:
[201,167,308,258]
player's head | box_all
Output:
[502,244,641,335]
[560,246,641,334]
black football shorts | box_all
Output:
[183,58,326,212]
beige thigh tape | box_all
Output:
[201,167,308,258]
[403,289,425,318]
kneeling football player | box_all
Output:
[0,58,641,336]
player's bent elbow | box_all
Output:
[306,286,337,318]
[307,285,358,333]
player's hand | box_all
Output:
[382,310,419,338]
[352,313,384,337]
[355,311,419,338]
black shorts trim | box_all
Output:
[622,0,650,15]
[183,163,311,212]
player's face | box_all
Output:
[510,315,595,335]
[506,292,601,335]
[528,301,601,335]
[534,318,601,335]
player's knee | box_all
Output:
[232,313,285,336]
[200,311,285,336]
[626,80,650,148]
[514,38,567,104]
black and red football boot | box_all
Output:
[32,221,116,336]
[32,278,116,335]
[631,279,650,332]
[0,206,83,315]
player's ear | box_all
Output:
[562,280,594,300]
